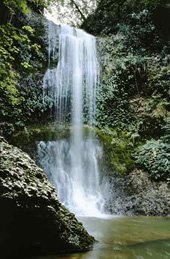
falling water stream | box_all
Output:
[38,22,105,216]
[25,20,170,259]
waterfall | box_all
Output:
[38,22,105,216]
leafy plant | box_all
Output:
[0,0,53,126]
[135,139,170,183]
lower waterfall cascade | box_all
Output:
[38,21,107,217]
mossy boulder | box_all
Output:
[0,137,94,258]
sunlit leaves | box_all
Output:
[3,0,53,14]
[22,25,34,35]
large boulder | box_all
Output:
[0,137,94,258]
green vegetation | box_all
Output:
[3,0,51,14]
[86,0,170,182]
[83,0,170,35]
[0,0,170,184]
[0,22,41,126]
[97,128,137,175]
[0,0,53,127]
[135,138,170,183]
[96,5,169,132]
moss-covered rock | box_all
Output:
[97,128,135,175]
[6,123,71,161]
[0,137,94,258]
[6,123,99,161]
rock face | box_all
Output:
[107,170,170,216]
[0,137,94,258]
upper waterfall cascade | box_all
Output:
[38,21,106,216]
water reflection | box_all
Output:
[30,216,170,259]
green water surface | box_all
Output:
[31,216,170,259]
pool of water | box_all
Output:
[31,216,170,259]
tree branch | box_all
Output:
[70,0,86,21]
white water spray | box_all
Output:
[39,22,105,216]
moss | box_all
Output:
[97,128,136,175]
[6,123,99,160]
[7,124,137,176]
[27,123,71,141]
[6,122,71,159]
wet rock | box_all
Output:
[0,138,94,258]
[106,170,170,216]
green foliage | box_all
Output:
[119,9,157,52]
[135,139,170,183]
[0,122,15,137]
[82,0,170,35]
[97,31,149,128]
[0,0,53,126]
[0,21,36,124]
[96,5,169,136]
[132,94,169,138]
[0,22,24,123]
[147,57,170,96]
[89,1,170,184]
[3,0,52,14]
[3,0,30,14]
[18,73,55,122]
[142,0,170,8]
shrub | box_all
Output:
[135,139,170,183]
